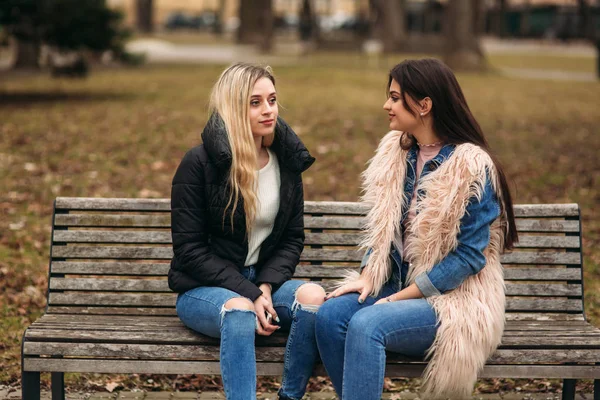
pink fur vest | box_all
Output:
[359,131,507,399]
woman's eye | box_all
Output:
[251,101,259,106]
[392,97,400,102]
[269,98,277,104]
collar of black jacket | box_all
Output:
[201,113,315,174]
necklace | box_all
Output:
[417,141,443,147]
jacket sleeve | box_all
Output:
[171,149,263,301]
[414,177,501,297]
[255,178,305,290]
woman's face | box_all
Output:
[249,77,278,138]
[383,79,418,132]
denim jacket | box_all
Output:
[361,144,501,297]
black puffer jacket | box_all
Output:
[168,115,315,301]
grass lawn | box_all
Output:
[1,59,599,394]
[488,53,596,74]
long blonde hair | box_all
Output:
[208,63,276,233]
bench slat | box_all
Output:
[24,326,597,347]
[47,306,177,316]
[50,245,582,265]
[48,278,582,297]
[21,358,600,379]
[47,292,582,311]
[49,262,583,282]
[23,342,600,365]
[53,230,581,250]
[506,299,582,312]
[53,214,582,233]
[49,293,176,307]
[54,198,579,218]
[51,262,170,276]
[36,314,587,326]
[29,322,596,336]
[44,306,584,320]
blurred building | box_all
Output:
[107,0,596,40]
[107,0,367,31]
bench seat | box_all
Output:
[21,198,599,400]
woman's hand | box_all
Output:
[325,278,373,304]
[374,284,424,305]
[254,284,280,336]
[374,295,395,305]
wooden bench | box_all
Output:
[22,197,600,400]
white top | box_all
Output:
[245,148,281,266]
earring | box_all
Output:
[420,112,424,116]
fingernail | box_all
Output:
[358,299,364,304]
[276,326,281,330]
[275,316,280,323]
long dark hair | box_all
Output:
[389,58,518,249]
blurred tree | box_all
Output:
[424,0,437,33]
[370,0,406,52]
[213,0,227,35]
[577,0,592,39]
[0,0,128,70]
[237,0,274,52]
[576,0,599,79]
[443,0,486,71]
[0,0,42,68]
[520,0,531,37]
[299,0,319,45]
[490,0,508,37]
[135,0,154,33]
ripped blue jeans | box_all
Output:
[176,266,321,400]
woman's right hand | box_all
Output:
[325,278,373,304]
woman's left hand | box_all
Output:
[374,295,395,305]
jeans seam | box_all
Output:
[280,310,297,396]
[220,324,231,399]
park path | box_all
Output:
[125,37,597,82]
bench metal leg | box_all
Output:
[562,379,576,400]
[52,372,65,400]
[594,379,599,400]
[22,371,41,400]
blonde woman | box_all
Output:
[168,63,323,400]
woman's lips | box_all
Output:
[260,119,274,125]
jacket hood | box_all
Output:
[201,113,315,174]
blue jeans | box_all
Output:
[176,266,320,400]
[315,279,438,400]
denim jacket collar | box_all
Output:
[403,143,456,223]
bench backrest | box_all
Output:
[47,198,585,322]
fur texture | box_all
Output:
[358,131,507,399]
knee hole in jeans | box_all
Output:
[294,283,326,313]
[223,297,255,312]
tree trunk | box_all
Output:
[520,0,531,37]
[237,0,274,52]
[135,0,154,33]
[13,38,39,69]
[424,0,437,33]
[213,0,227,35]
[497,0,508,37]
[472,0,486,36]
[577,0,592,39]
[443,0,486,71]
[370,0,406,52]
